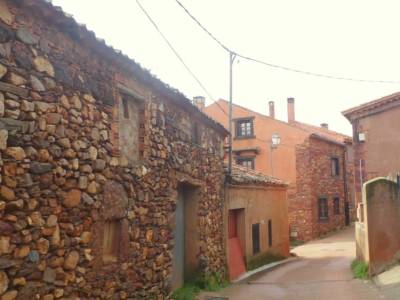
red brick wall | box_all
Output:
[309,138,346,237]
[290,141,313,241]
[291,137,346,241]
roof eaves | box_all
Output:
[28,0,228,136]
[310,133,345,147]
[342,92,400,121]
[226,165,288,187]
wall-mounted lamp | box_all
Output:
[270,133,281,176]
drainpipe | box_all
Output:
[343,146,349,225]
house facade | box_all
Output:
[0,1,228,299]
[343,91,400,204]
[225,165,289,280]
[205,98,354,241]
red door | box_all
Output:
[228,210,246,280]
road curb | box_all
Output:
[232,256,300,284]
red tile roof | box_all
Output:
[290,121,350,145]
[209,99,351,145]
[228,165,288,187]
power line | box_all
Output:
[238,54,400,84]
[174,0,231,53]
[135,0,229,117]
[174,0,400,84]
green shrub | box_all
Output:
[290,239,304,248]
[171,284,200,300]
[351,260,369,279]
[247,252,285,271]
[195,272,229,292]
[172,272,229,300]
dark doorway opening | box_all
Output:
[172,183,200,289]
[268,220,273,247]
[345,201,350,226]
[252,223,260,254]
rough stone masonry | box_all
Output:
[0,0,228,299]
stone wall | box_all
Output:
[292,137,346,241]
[290,142,313,241]
[0,1,227,299]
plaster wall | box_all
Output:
[353,105,400,204]
[225,185,290,262]
[205,100,308,184]
[362,178,400,275]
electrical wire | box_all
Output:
[136,0,229,117]
[174,0,231,53]
[174,0,400,84]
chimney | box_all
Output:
[193,96,205,111]
[320,123,329,129]
[268,101,275,119]
[287,97,295,123]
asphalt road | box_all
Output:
[215,226,400,300]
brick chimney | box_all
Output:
[193,96,205,111]
[269,101,275,119]
[320,123,329,129]
[287,97,295,123]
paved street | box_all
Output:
[216,226,400,300]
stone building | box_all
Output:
[342,91,400,204]
[0,0,228,299]
[225,165,289,280]
[205,98,354,241]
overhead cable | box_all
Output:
[136,0,229,117]
[174,0,400,84]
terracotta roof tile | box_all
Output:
[291,121,350,144]
[209,99,350,144]
[227,165,288,187]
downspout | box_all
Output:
[343,144,349,224]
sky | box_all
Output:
[52,0,400,135]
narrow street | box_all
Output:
[218,226,400,300]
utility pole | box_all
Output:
[228,51,236,175]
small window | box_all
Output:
[252,223,260,255]
[318,198,328,221]
[103,221,121,263]
[236,119,254,137]
[333,197,340,215]
[191,122,201,145]
[331,157,340,176]
[236,157,255,170]
[122,97,129,119]
[357,132,366,143]
[268,219,272,247]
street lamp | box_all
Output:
[271,133,281,149]
[270,133,281,176]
